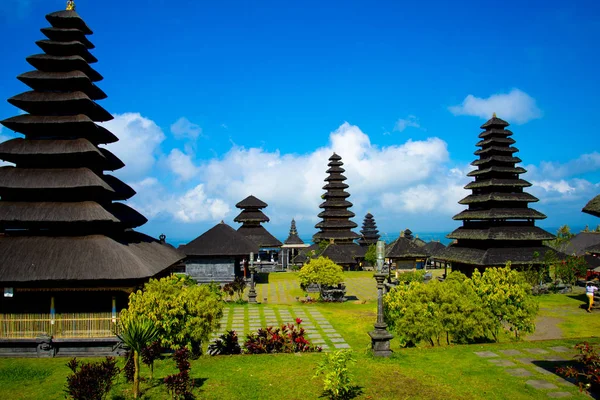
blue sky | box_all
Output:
[0,0,599,245]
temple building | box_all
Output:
[0,9,182,351]
[357,213,380,248]
[437,115,554,274]
[583,196,600,258]
[180,222,258,283]
[280,219,310,270]
[234,195,282,269]
[313,153,361,268]
[386,229,428,270]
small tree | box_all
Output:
[118,318,159,399]
[363,244,377,267]
[470,264,539,340]
[120,274,223,351]
[554,255,588,286]
[298,257,344,299]
[314,350,357,400]
[65,357,120,400]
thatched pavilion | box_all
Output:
[0,9,182,352]
[583,196,600,259]
[313,153,362,268]
[386,230,428,270]
[437,115,554,275]
[180,222,258,283]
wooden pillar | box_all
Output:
[111,296,117,323]
[50,296,55,335]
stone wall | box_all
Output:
[185,257,236,283]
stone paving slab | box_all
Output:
[516,358,537,365]
[488,359,516,367]
[333,343,351,348]
[532,366,554,376]
[499,349,523,356]
[505,368,533,377]
[474,351,500,358]
[524,348,550,355]
[547,393,572,398]
[328,333,342,338]
[526,380,558,390]
[545,356,568,362]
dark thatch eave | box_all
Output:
[467,165,527,177]
[453,208,547,220]
[41,27,94,49]
[0,114,117,144]
[8,90,113,122]
[480,117,510,130]
[471,155,522,166]
[235,195,267,209]
[319,243,362,265]
[436,245,554,267]
[233,210,270,223]
[183,222,259,257]
[284,233,304,245]
[36,40,97,63]
[315,219,358,229]
[583,195,600,218]
[475,146,518,156]
[562,232,600,256]
[17,71,106,100]
[237,225,282,248]
[0,231,183,283]
[26,54,102,82]
[319,199,354,209]
[386,237,428,259]
[586,243,600,255]
[423,241,446,256]
[464,178,532,190]
[458,192,539,205]
[313,230,360,241]
[0,166,113,191]
[447,226,554,241]
[46,10,93,34]
[476,137,516,147]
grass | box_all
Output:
[1,272,598,399]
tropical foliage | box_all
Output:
[298,257,344,288]
[314,350,357,400]
[120,274,223,352]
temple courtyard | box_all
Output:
[0,272,599,399]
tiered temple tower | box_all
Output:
[234,195,282,249]
[313,153,361,267]
[438,115,554,274]
[284,219,303,245]
[357,213,380,247]
[0,10,182,322]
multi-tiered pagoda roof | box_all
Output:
[438,115,554,272]
[0,10,182,285]
[234,195,282,248]
[357,213,380,247]
[284,219,304,245]
[313,153,361,266]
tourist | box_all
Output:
[586,282,598,312]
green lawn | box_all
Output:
[0,273,597,399]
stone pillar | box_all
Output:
[368,273,393,357]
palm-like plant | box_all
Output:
[118,318,160,398]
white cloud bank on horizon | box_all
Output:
[101,113,600,238]
[449,89,542,124]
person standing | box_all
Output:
[586,282,598,312]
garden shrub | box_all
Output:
[120,274,223,351]
[298,257,345,300]
[395,270,426,284]
[244,319,321,354]
[314,350,357,400]
[557,342,600,394]
[222,277,247,302]
[164,348,194,400]
[208,330,242,356]
[65,357,119,400]
[141,341,163,380]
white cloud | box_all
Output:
[393,115,421,132]
[526,152,600,180]
[171,117,202,140]
[166,149,200,181]
[100,113,166,180]
[449,88,542,124]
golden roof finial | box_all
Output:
[66,0,76,11]
[493,112,497,118]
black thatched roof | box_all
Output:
[319,243,363,266]
[313,153,359,244]
[184,222,259,257]
[238,225,282,248]
[236,195,268,209]
[563,232,600,256]
[386,237,428,259]
[423,241,446,256]
[583,195,600,218]
[436,115,554,269]
[284,219,304,245]
[0,9,183,285]
[233,210,270,223]
[357,213,380,246]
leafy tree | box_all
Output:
[469,264,539,340]
[554,255,588,286]
[546,225,574,253]
[120,274,223,352]
[314,350,357,400]
[298,257,344,289]
[118,318,159,399]
[364,244,377,267]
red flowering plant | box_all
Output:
[557,342,600,394]
[243,318,321,354]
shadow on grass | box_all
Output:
[346,295,359,301]
[256,272,270,284]
[318,385,363,400]
[531,359,593,396]
[567,293,588,305]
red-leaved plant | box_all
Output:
[164,348,195,399]
[244,319,321,354]
[557,342,600,394]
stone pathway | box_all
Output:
[474,346,580,398]
[212,306,350,351]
